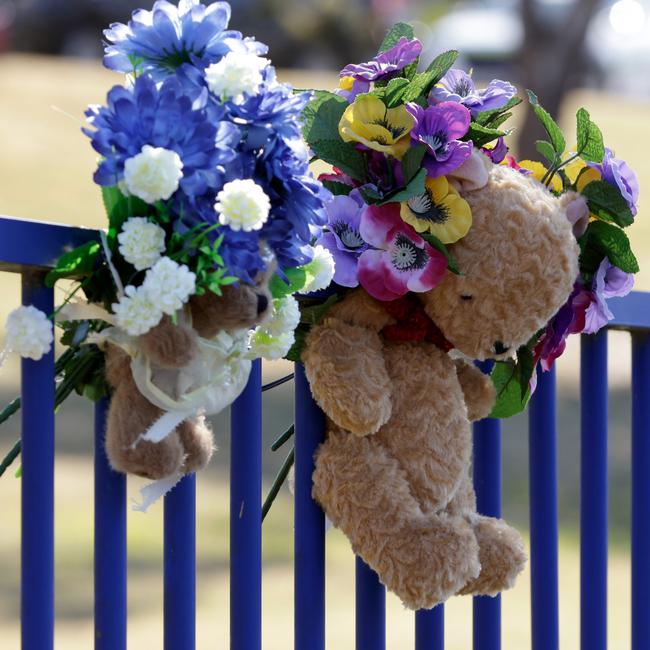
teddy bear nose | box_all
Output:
[256,294,269,315]
[493,340,510,355]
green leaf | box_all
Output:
[420,233,462,275]
[489,347,535,418]
[527,90,565,155]
[576,107,605,163]
[302,92,348,146]
[580,220,639,275]
[384,77,411,108]
[310,140,367,181]
[536,140,556,163]
[101,185,122,217]
[322,180,353,196]
[465,122,507,148]
[581,180,634,227]
[380,168,427,205]
[474,96,522,127]
[45,241,101,287]
[379,22,414,53]
[402,50,459,102]
[300,294,342,325]
[400,144,427,183]
[270,268,309,300]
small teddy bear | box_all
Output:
[104,268,274,481]
[302,163,579,609]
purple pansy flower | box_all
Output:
[405,101,472,177]
[482,137,508,164]
[357,203,447,301]
[318,190,369,287]
[340,37,422,82]
[535,283,593,373]
[583,258,635,334]
[429,69,517,117]
[336,78,371,103]
[590,147,640,216]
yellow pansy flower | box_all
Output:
[564,157,601,191]
[400,176,472,244]
[339,95,414,160]
[518,160,562,193]
[339,76,355,91]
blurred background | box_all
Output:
[0,0,649,647]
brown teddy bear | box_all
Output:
[302,163,580,609]
[104,271,274,480]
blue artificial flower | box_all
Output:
[84,72,238,199]
[103,0,266,78]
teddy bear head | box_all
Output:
[188,246,276,339]
[420,164,580,361]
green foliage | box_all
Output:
[309,140,368,181]
[579,220,639,278]
[536,140,556,164]
[45,241,101,287]
[581,180,634,227]
[384,78,412,108]
[402,50,459,102]
[381,168,427,205]
[400,144,427,184]
[302,92,348,145]
[378,22,414,53]
[101,186,150,245]
[321,180,353,196]
[576,108,605,163]
[420,233,461,275]
[465,123,508,148]
[490,346,535,418]
[527,90,565,155]
[270,267,309,300]
[474,97,522,128]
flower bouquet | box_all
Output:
[295,22,640,417]
[0,0,331,498]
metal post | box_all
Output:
[356,557,385,650]
[415,606,444,649]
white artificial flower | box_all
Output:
[248,329,295,361]
[205,51,269,104]
[301,245,336,293]
[143,257,196,315]
[123,145,184,204]
[264,296,301,337]
[215,179,271,232]
[118,217,167,271]
[3,306,53,361]
[112,285,164,337]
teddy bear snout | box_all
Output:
[493,340,510,355]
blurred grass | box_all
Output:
[0,54,648,647]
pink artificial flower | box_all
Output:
[357,203,447,301]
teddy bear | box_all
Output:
[302,163,580,609]
[104,266,274,481]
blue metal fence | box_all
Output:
[1,213,649,649]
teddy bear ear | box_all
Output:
[448,148,492,194]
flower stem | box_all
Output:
[261,447,295,522]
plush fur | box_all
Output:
[303,163,579,609]
[104,265,274,480]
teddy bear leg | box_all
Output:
[178,415,214,474]
[446,471,526,597]
[313,429,481,610]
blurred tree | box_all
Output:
[518,0,600,159]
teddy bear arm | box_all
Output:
[138,316,198,369]
[454,360,496,422]
[302,319,392,436]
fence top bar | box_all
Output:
[0,215,100,274]
[608,292,650,332]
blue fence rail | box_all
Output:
[1,214,649,649]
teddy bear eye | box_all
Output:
[461,294,473,301]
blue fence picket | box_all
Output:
[580,332,608,650]
[94,398,127,650]
[230,359,262,650]
[21,272,55,650]
[473,417,502,650]
[415,607,444,649]
[356,557,385,650]
[294,363,326,650]
[528,366,559,650]
[164,474,197,650]
[632,332,650,650]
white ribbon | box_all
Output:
[132,472,183,513]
